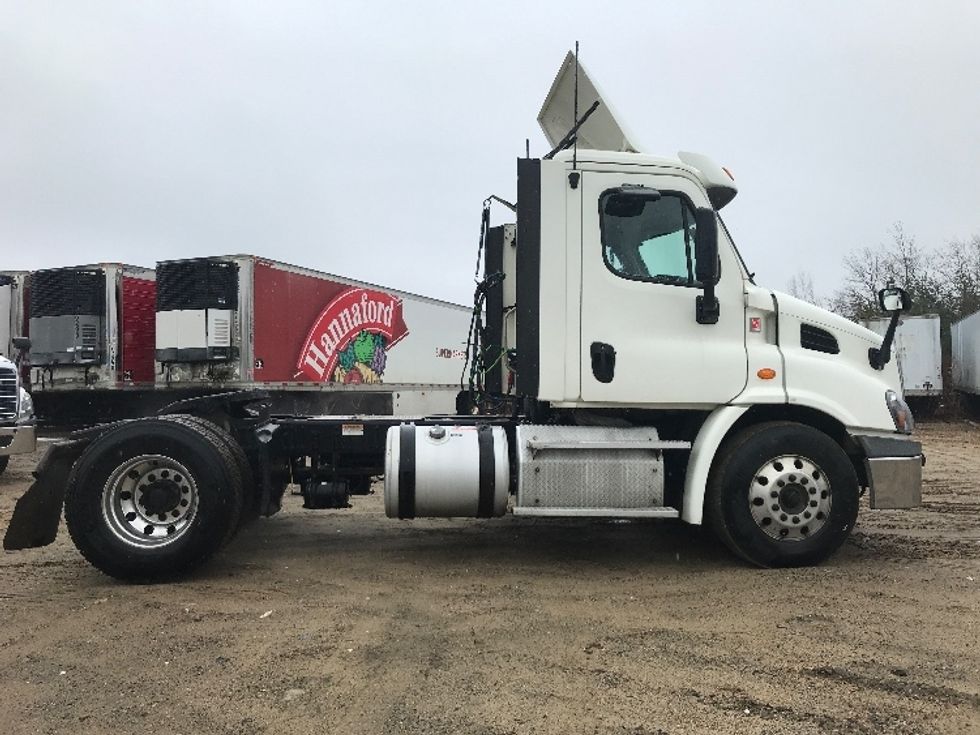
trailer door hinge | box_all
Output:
[568,172,580,189]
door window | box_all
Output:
[600,191,700,286]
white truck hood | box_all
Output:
[772,291,882,346]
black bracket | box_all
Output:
[696,294,719,325]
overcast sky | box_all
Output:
[1,1,978,305]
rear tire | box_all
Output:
[0,456,8,477]
[705,421,859,567]
[165,414,257,532]
[64,416,244,581]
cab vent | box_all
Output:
[800,324,839,355]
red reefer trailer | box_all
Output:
[28,263,156,423]
[154,255,471,416]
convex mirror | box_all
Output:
[877,286,912,313]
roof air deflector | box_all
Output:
[538,51,639,153]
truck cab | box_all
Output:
[469,52,922,563]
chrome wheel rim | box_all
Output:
[748,454,832,541]
[101,455,199,547]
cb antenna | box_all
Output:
[572,41,579,170]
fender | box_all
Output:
[682,405,749,524]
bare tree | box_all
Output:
[830,223,943,322]
[938,234,980,319]
[787,271,818,305]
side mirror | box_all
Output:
[877,286,912,313]
[869,286,911,370]
[694,209,719,284]
[12,337,30,351]
[694,208,720,324]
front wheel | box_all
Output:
[64,415,244,581]
[705,421,859,567]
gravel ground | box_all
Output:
[0,421,978,735]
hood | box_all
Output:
[538,51,640,153]
[772,290,882,346]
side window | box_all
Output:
[600,191,699,285]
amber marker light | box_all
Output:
[757,368,777,380]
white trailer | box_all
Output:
[952,310,980,395]
[862,315,942,396]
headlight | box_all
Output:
[885,389,914,434]
[17,387,34,422]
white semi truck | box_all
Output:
[0,273,36,476]
[3,54,922,578]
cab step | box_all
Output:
[512,507,680,518]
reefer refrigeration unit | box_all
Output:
[155,255,471,414]
[952,310,980,396]
[0,271,29,361]
[29,264,156,414]
[862,314,942,397]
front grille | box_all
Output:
[30,268,106,317]
[800,324,840,354]
[156,259,239,311]
[0,367,17,421]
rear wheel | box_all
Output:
[706,421,859,567]
[0,456,8,477]
[65,416,244,581]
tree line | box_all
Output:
[789,224,980,326]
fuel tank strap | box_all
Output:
[397,424,416,519]
[477,425,495,518]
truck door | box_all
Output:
[579,171,747,405]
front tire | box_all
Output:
[65,416,244,581]
[706,421,859,567]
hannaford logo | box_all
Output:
[295,288,408,383]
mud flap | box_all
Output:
[2,440,88,550]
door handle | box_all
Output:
[590,342,616,383]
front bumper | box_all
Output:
[0,424,37,457]
[853,434,923,509]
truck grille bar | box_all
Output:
[0,367,17,421]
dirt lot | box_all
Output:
[0,422,978,735]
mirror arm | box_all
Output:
[868,311,900,370]
[696,283,719,325]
